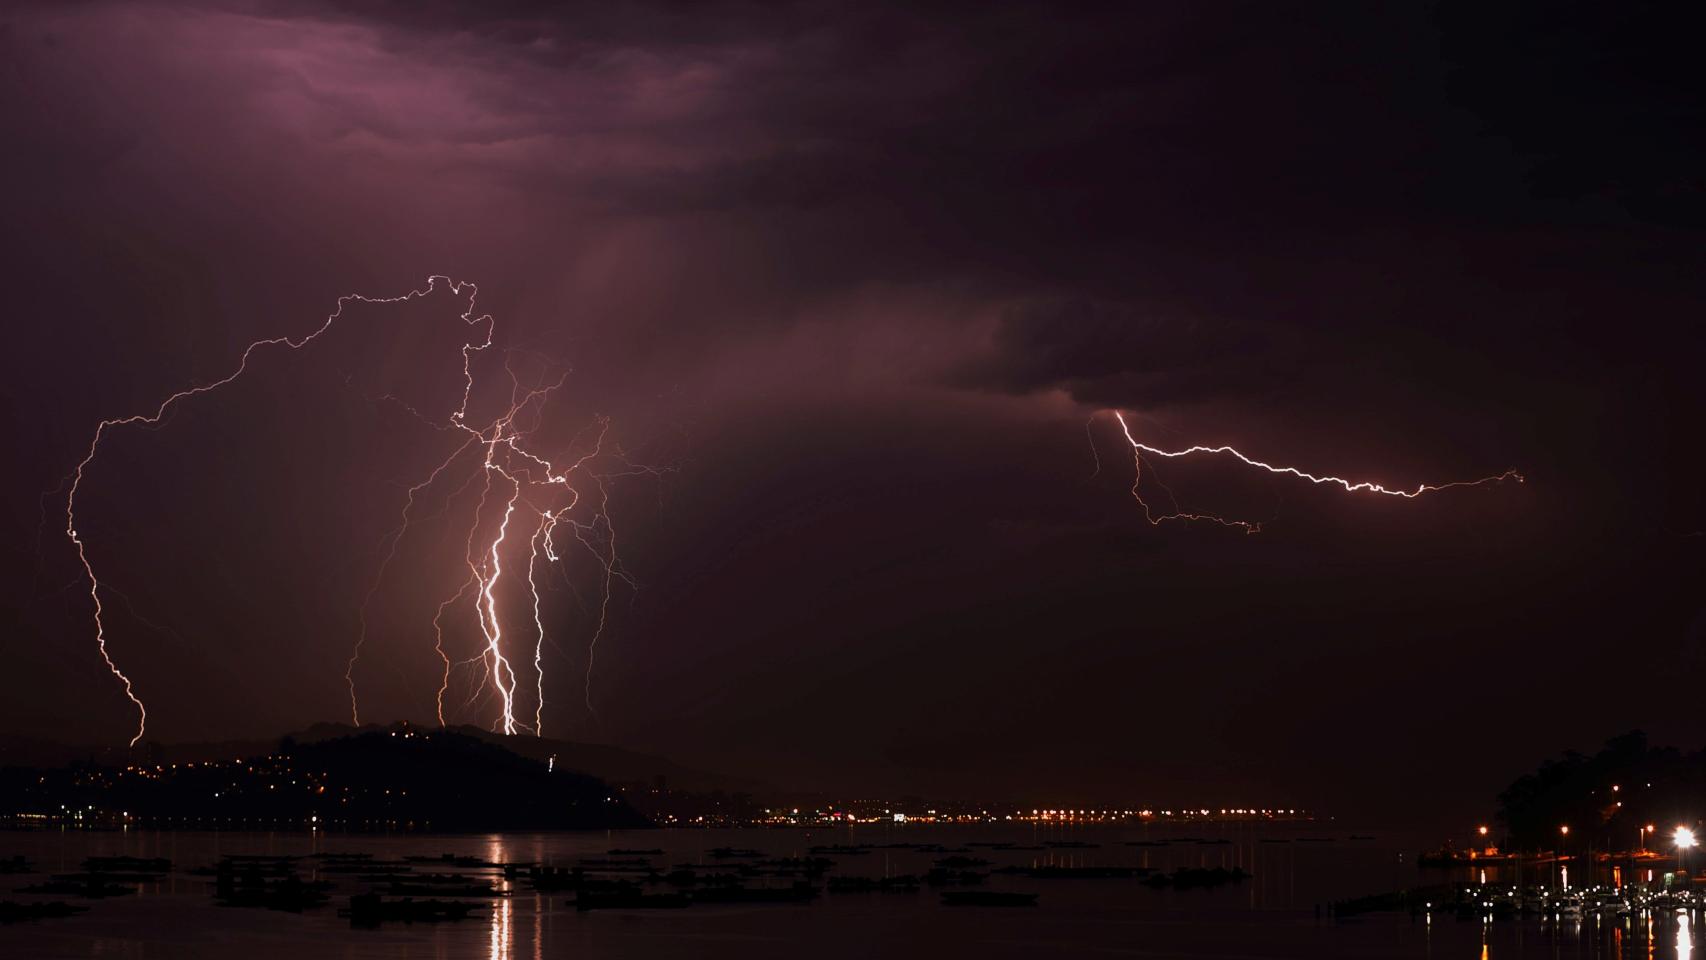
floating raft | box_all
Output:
[941,891,1039,907]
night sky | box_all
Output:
[2,1,1703,828]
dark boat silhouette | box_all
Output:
[653,867,745,887]
[1017,866,1147,879]
[708,847,764,859]
[828,875,921,893]
[692,882,818,904]
[19,875,136,898]
[0,900,87,923]
[319,860,414,875]
[83,856,169,875]
[1142,866,1250,890]
[941,891,1038,907]
[573,891,691,910]
[383,877,505,898]
[215,871,332,912]
[925,868,988,886]
[341,893,483,925]
[1416,849,1518,868]
[192,856,298,877]
[403,854,504,868]
[522,866,620,892]
[753,857,834,877]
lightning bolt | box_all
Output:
[66,277,651,745]
[1106,410,1523,532]
[527,518,549,736]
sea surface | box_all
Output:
[0,821,1687,958]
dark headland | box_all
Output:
[2,726,651,831]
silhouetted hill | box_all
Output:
[2,729,651,831]
[0,721,763,795]
[1497,730,1706,849]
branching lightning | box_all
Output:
[1104,410,1523,533]
[66,277,1519,746]
[66,277,652,746]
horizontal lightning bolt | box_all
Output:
[1109,410,1523,533]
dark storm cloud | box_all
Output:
[1436,1,1706,227]
[958,298,1283,408]
[1,0,1703,826]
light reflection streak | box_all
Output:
[490,838,511,955]
[490,895,512,960]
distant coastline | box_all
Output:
[1,727,649,832]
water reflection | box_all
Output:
[490,895,512,960]
[533,891,543,960]
[11,826,1706,959]
[483,835,523,960]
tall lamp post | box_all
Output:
[1677,826,1697,875]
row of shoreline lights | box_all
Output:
[1479,823,1700,855]
[1560,823,1697,854]
[1031,808,1300,820]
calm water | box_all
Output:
[0,822,1690,958]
